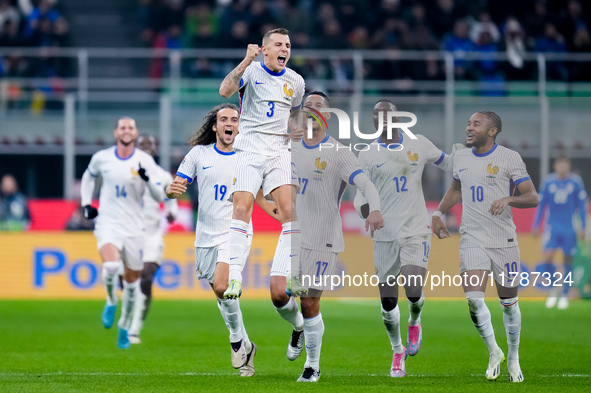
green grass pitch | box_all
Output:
[1,298,590,392]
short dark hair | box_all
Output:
[263,28,289,43]
[477,111,502,140]
[374,99,397,110]
[115,116,135,129]
[555,154,571,164]
[305,90,330,106]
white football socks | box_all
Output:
[500,297,521,363]
[218,297,243,343]
[118,279,139,330]
[466,291,499,353]
[128,290,149,336]
[408,293,425,326]
[275,222,301,277]
[102,261,120,306]
[382,304,403,353]
[228,219,249,283]
[304,313,324,370]
[275,296,304,331]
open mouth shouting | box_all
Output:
[277,55,287,67]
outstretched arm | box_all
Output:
[219,44,260,98]
[432,178,462,239]
[255,188,279,221]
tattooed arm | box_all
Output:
[219,44,261,98]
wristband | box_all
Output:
[432,210,443,218]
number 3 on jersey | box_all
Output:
[266,102,275,117]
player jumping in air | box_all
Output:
[127,135,178,344]
[81,117,166,348]
[354,99,453,377]
[532,155,587,309]
[166,104,261,376]
[291,91,384,382]
[218,28,310,360]
[432,111,538,383]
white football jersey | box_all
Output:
[293,135,364,252]
[143,164,174,236]
[177,143,252,247]
[452,144,531,248]
[234,61,305,155]
[357,134,450,241]
[86,146,161,236]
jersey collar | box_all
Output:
[378,132,403,148]
[114,147,135,160]
[302,134,330,149]
[261,62,286,76]
[472,143,498,157]
[214,143,235,155]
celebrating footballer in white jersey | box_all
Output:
[80,117,166,349]
[432,111,538,383]
[166,104,257,376]
[218,28,312,370]
[289,92,384,382]
[127,135,178,345]
[354,99,453,378]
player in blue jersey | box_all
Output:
[532,155,587,309]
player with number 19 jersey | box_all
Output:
[452,144,531,248]
[176,144,253,248]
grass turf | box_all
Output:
[0,298,589,392]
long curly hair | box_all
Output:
[188,103,240,147]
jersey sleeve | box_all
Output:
[176,148,199,184]
[86,152,102,177]
[508,151,531,185]
[421,135,446,166]
[291,74,305,110]
[239,63,255,89]
[452,155,460,181]
[337,148,364,185]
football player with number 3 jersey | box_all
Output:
[80,117,166,349]
[218,28,313,371]
[432,111,538,383]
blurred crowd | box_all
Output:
[139,0,591,82]
[0,0,69,78]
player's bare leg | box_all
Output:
[401,265,426,356]
[297,291,323,382]
[117,266,141,349]
[128,262,159,344]
[497,282,523,382]
[214,261,254,373]
[99,244,123,329]
[463,269,504,380]
[225,191,254,299]
[379,282,406,377]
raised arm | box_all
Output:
[432,178,462,239]
[219,44,260,98]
